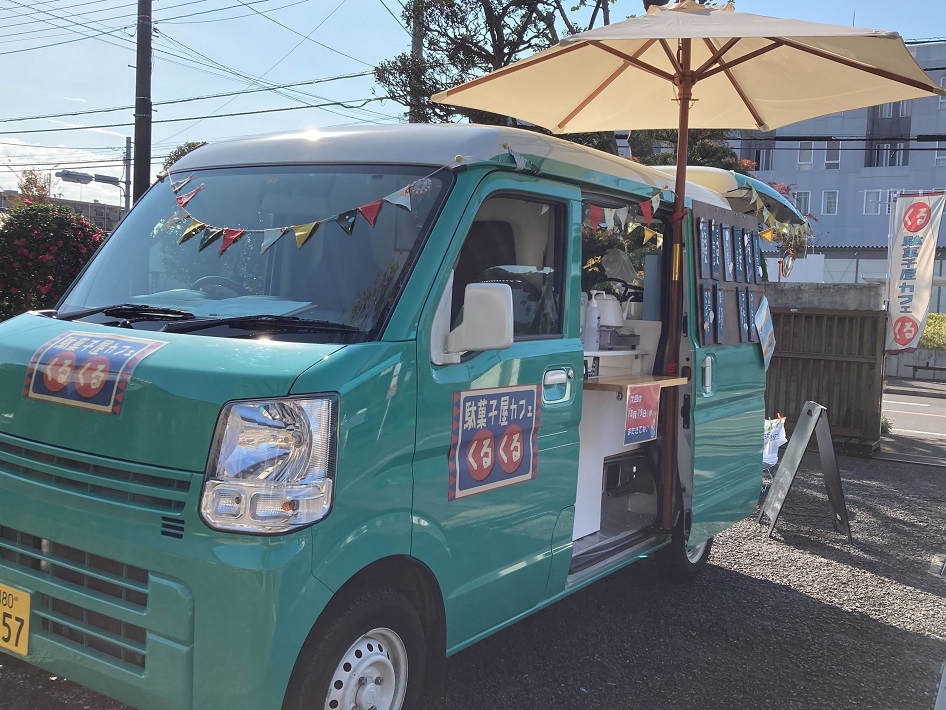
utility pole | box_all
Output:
[133,0,152,202]
[409,0,425,123]
[124,136,132,212]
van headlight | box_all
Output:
[200,395,337,534]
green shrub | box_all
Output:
[0,201,103,321]
[919,313,946,350]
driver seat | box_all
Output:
[451,220,516,326]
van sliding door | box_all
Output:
[686,202,767,544]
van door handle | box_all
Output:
[544,369,570,386]
[702,355,714,395]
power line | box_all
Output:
[0,98,393,136]
[159,0,308,24]
[375,0,408,34]
[0,72,374,123]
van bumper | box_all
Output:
[0,433,332,710]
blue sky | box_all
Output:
[0,0,943,203]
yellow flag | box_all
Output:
[294,222,318,248]
[760,227,775,242]
[178,220,205,244]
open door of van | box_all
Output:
[686,202,767,545]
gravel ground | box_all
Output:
[2,452,944,710]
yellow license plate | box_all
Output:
[0,582,29,656]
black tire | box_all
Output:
[656,515,713,584]
[282,589,427,710]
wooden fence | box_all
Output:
[766,308,885,447]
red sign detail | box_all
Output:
[498,424,525,475]
[893,315,919,346]
[42,352,76,393]
[902,202,932,233]
[466,429,495,481]
[74,356,111,399]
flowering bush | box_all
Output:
[0,201,103,320]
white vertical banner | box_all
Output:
[885,191,946,353]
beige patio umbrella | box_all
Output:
[433,0,945,530]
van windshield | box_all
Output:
[60,165,451,338]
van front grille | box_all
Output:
[0,434,191,513]
[37,594,147,670]
[0,525,149,609]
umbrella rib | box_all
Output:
[768,37,941,94]
[557,62,630,130]
[699,42,781,81]
[588,40,674,82]
[704,38,766,129]
[658,39,683,75]
[694,37,741,77]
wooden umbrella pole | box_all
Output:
[659,37,692,531]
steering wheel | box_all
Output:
[190,275,250,297]
[501,276,544,302]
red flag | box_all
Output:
[640,199,652,224]
[588,205,604,228]
[219,228,246,255]
[176,184,204,209]
[358,200,383,227]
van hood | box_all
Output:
[0,314,342,472]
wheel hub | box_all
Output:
[324,628,407,710]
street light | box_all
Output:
[55,170,127,210]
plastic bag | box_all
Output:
[763,415,787,467]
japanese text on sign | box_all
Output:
[624,383,660,445]
[24,332,165,414]
[449,385,540,500]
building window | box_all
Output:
[795,191,810,215]
[899,100,912,117]
[879,102,894,118]
[871,142,907,167]
[753,147,773,171]
[797,141,813,171]
[936,141,946,166]
[825,141,840,170]
[822,191,838,216]
[864,190,882,215]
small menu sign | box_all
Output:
[624,383,661,445]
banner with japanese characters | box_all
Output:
[886,192,946,354]
[24,332,166,414]
[448,385,540,500]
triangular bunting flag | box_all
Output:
[655,233,664,247]
[358,200,383,227]
[176,184,204,209]
[755,196,765,211]
[651,194,661,214]
[336,210,358,235]
[761,205,771,222]
[293,222,318,248]
[640,199,653,225]
[615,207,628,231]
[588,205,604,228]
[603,208,615,230]
[643,226,659,244]
[166,211,186,228]
[383,187,412,211]
[760,227,775,242]
[261,227,289,253]
[219,228,246,255]
[198,228,223,252]
[178,220,205,244]
[171,175,193,194]
[766,211,778,227]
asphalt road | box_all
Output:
[2,453,944,710]
[883,392,946,438]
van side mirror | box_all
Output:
[431,273,514,365]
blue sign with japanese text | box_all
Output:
[448,385,540,500]
[24,331,166,414]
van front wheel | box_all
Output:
[283,590,427,710]
[656,516,713,583]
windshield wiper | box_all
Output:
[161,314,361,335]
[56,304,196,322]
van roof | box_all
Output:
[171,124,734,209]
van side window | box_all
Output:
[451,196,566,339]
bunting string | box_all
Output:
[157,158,462,255]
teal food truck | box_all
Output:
[0,125,799,710]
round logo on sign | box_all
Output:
[902,202,932,233]
[466,429,495,482]
[75,356,110,399]
[892,315,919,346]
[498,424,525,475]
[43,352,77,393]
